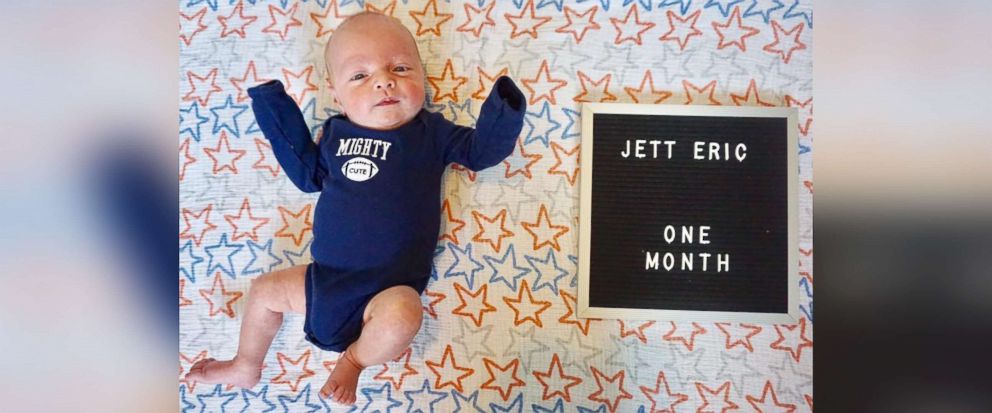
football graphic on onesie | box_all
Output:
[342,157,379,182]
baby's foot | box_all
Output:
[184,358,261,389]
[319,350,364,405]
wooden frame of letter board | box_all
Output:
[577,103,800,324]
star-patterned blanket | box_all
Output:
[179,1,813,412]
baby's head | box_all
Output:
[324,12,426,131]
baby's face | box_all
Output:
[325,16,425,131]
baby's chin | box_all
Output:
[355,108,421,131]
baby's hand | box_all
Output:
[494,76,525,112]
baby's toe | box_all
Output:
[333,386,347,402]
[319,382,335,399]
[184,364,205,380]
[189,358,214,373]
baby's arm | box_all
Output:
[248,80,327,193]
[437,76,526,171]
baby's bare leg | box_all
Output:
[320,285,423,404]
[185,264,307,388]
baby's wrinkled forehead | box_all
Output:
[323,12,421,67]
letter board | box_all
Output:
[577,103,799,323]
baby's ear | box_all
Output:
[330,97,344,115]
[326,84,345,114]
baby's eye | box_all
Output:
[349,73,367,81]
[393,66,410,73]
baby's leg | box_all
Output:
[320,285,423,404]
[185,264,307,388]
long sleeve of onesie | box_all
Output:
[247,80,327,193]
[435,76,526,171]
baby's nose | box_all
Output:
[374,76,395,90]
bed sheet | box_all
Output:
[179,1,814,411]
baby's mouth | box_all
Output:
[375,97,400,107]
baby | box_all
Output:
[184,12,525,405]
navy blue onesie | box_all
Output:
[247,76,526,352]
